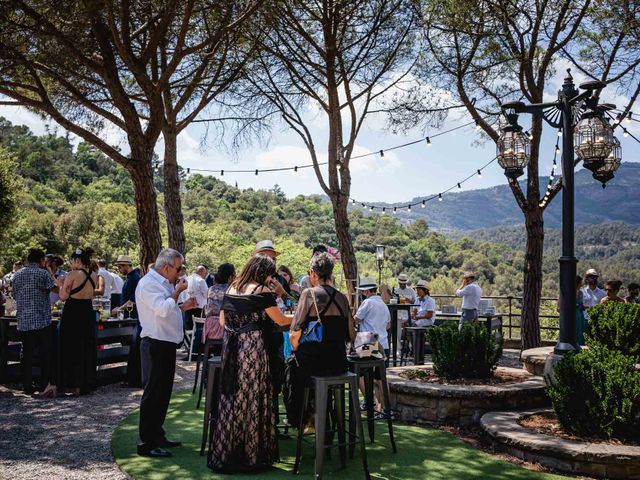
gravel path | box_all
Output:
[0,349,522,480]
[0,360,197,480]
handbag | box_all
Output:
[353,331,380,358]
[298,287,323,346]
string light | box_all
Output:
[625,113,632,124]
[369,205,374,212]
[255,169,258,175]
[475,120,481,130]
[557,130,562,137]
[221,170,224,176]
[555,146,560,154]
[527,131,534,140]
[623,131,629,138]
[294,166,298,172]
[438,193,443,201]
[477,169,482,177]
[407,205,411,212]
[379,150,384,158]
[426,137,432,146]
[382,207,386,214]
[421,200,426,208]
[457,183,461,189]
[393,207,397,214]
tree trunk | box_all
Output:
[129,160,162,270]
[521,206,544,350]
[331,193,358,299]
[162,128,186,254]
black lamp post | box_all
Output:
[499,69,620,356]
[375,245,385,287]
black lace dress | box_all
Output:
[208,291,279,473]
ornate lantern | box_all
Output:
[592,135,621,188]
[574,111,615,173]
[497,114,530,179]
[375,245,385,261]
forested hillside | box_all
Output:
[1,117,639,300]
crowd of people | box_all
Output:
[3,241,639,472]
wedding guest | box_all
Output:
[45,254,66,306]
[96,259,116,301]
[203,263,236,346]
[600,280,625,304]
[581,268,606,307]
[114,254,142,387]
[626,282,640,304]
[278,265,300,298]
[135,249,197,458]
[412,280,436,327]
[287,253,354,428]
[456,271,482,327]
[393,273,416,303]
[12,248,59,396]
[184,266,209,332]
[208,254,291,473]
[58,247,99,395]
[111,269,123,308]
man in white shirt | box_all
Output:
[111,271,123,308]
[355,277,391,413]
[97,259,116,299]
[412,280,436,327]
[135,248,196,458]
[581,268,606,308]
[455,271,482,328]
[393,273,416,303]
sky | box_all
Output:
[1,61,638,205]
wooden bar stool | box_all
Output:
[293,372,370,480]
[348,357,397,453]
[200,356,222,456]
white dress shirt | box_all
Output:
[187,273,209,309]
[98,267,116,298]
[393,286,416,303]
[111,273,123,294]
[135,269,183,344]
[581,286,606,308]
[355,294,391,349]
[456,282,482,309]
[415,295,436,327]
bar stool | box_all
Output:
[293,372,370,480]
[194,338,223,408]
[407,327,429,365]
[348,357,397,452]
[201,356,222,456]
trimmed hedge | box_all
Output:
[427,322,502,379]
[585,302,640,360]
[547,347,640,441]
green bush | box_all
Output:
[585,302,640,360]
[427,322,503,379]
[547,347,640,441]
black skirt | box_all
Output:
[59,298,96,393]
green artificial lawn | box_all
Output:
[112,389,569,480]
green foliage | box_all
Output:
[547,347,640,441]
[0,146,20,240]
[427,322,503,379]
[585,302,640,361]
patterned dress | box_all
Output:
[208,291,279,473]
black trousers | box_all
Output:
[126,323,142,387]
[20,325,53,391]
[139,337,177,447]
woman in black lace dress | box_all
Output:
[208,254,292,473]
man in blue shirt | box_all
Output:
[12,248,59,395]
[114,255,143,387]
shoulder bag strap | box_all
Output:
[309,287,323,325]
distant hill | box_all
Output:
[358,162,640,230]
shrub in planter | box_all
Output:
[427,322,502,379]
[585,302,640,360]
[547,347,640,441]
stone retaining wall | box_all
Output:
[387,364,549,426]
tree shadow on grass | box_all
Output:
[112,390,569,480]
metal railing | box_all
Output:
[431,294,560,340]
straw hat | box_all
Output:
[585,268,598,277]
[463,271,476,279]
[254,240,280,256]
[397,273,409,283]
[357,277,377,290]
[415,279,429,289]
[115,254,133,265]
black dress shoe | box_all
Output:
[158,438,182,448]
[137,446,173,458]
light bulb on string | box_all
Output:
[438,193,443,202]
[528,131,534,140]
[352,199,356,205]
[625,113,632,124]
[457,183,462,189]
[426,137,432,147]
[369,205,374,212]
[555,146,560,154]
[407,205,411,212]
[623,130,629,138]
[475,120,481,130]
[294,166,298,172]
[477,169,482,178]
[393,207,397,214]
[557,130,562,137]
[255,169,258,175]
[613,114,622,125]
[421,200,426,208]
[379,150,384,158]
[382,207,386,215]
[220,170,224,176]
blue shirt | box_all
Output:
[12,264,56,331]
[122,268,142,318]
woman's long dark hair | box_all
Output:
[232,255,276,292]
[214,263,235,285]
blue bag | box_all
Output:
[298,287,323,345]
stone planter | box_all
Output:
[481,409,640,479]
[387,364,549,426]
[521,346,553,375]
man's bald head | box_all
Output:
[196,265,208,278]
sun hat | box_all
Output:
[397,273,409,283]
[463,271,476,279]
[585,268,598,277]
[115,254,133,265]
[254,240,280,256]
[357,277,377,290]
[415,279,429,289]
